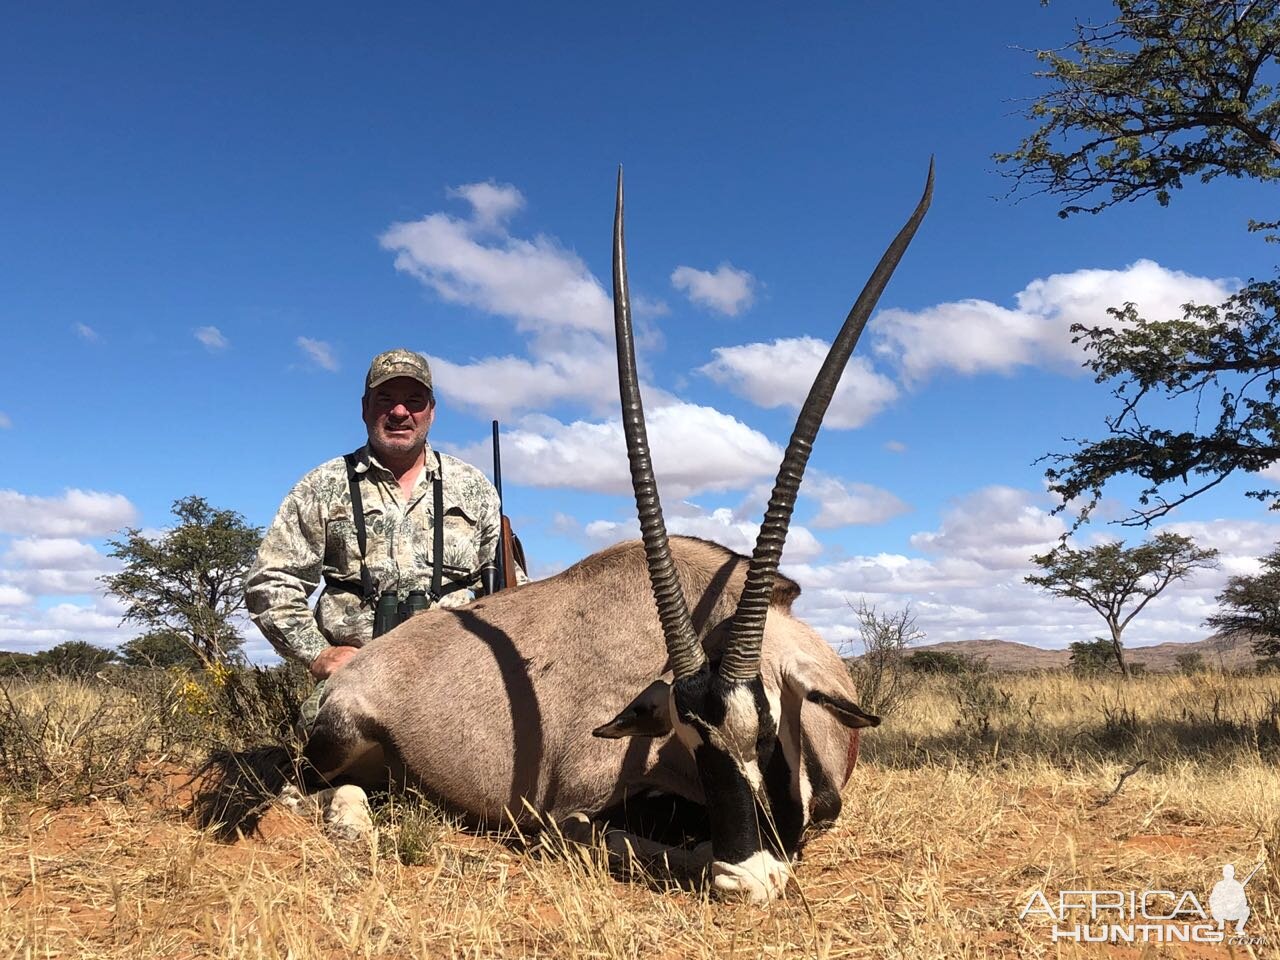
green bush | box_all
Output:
[1069,638,1120,676]
[904,650,975,675]
[1174,652,1205,675]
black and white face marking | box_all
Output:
[596,658,882,902]
[668,667,796,901]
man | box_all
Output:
[246,348,521,723]
[1209,863,1252,937]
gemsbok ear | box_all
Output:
[805,690,881,729]
[592,679,673,739]
[782,653,882,729]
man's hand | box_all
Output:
[310,645,360,680]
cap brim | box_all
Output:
[367,370,432,391]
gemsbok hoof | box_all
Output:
[323,784,374,840]
[556,811,596,845]
[277,784,316,816]
[711,853,792,904]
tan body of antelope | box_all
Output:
[205,165,932,903]
[311,537,862,882]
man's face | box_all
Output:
[362,377,435,460]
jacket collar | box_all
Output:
[354,442,438,481]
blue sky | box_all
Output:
[2,2,1276,659]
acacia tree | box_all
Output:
[39,640,118,679]
[997,0,1280,524]
[1026,532,1219,677]
[102,496,262,667]
[119,629,206,669]
[1205,541,1280,656]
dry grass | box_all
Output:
[2,670,1279,958]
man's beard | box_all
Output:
[369,424,426,461]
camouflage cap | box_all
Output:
[365,348,433,393]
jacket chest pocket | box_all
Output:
[326,509,382,573]
[441,504,480,572]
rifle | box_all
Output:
[491,420,521,591]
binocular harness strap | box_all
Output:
[430,451,444,602]
[343,453,377,602]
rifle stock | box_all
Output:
[491,420,520,591]
[500,516,518,589]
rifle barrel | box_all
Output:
[491,420,504,506]
[492,420,506,590]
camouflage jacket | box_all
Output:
[246,443,516,665]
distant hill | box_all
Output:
[903,634,1261,673]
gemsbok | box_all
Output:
[200,163,933,903]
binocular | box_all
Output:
[373,589,430,639]
[372,567,500,639]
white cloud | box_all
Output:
[872,260,1234,384]
[1015,260,1229,345]
[0,412,10,429]
[194,325,229,351]
[671,263,757,316]
[699,337,899,429]
[1157,518,1279,578]
[674,510,822,562]
[451,402,782,498]
[874,299,1038,381]
[0,490,136,537]
[73,322,99,342]
[5,538,106,571]
[446,181,525,229]
[381,183,612,336]
[583,518,632,541]
[381,181,668,418]
[297,336,339,372]
[1156,518,1279,557]
[909,486,1066,571]
[0,536,120,597]
[0,599,137,653]
[427,331,621,419]
[786,552,992,597]
[1255,462,1280,484]
[633,296,671,319]
[804,475,910,528]
[781,487,1274,652]
[428,354,573,419]
[0,509,264,654]
[0,620,75,652]
[0,587,271,659]
[0,586,33,607]
[549,513,581,538]
[1,568,111,595]
[39,603,123,633]
[580,503,823,563]
[884,440,906,453]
